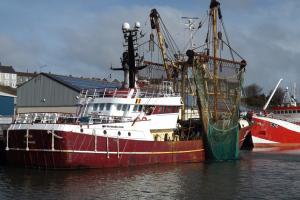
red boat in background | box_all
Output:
[250,79,300,150]
[251,115,300,149]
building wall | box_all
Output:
[0,72,17,88]
[17,76,30,86]
[16,73,36,86]
[0,96,14,116]
[17,106,77,114]
[17,74,79,108]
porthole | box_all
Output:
[128,132,131,136]
[103,130,107,135]
[118,131,121,136]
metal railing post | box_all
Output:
[93,89,96,98]
[103,88,107,98]
[113,88,117,98]
[26,129,29,151]
[106,134,110,158]
[93,129,97,152]
[5,129,9,151]
[51,129,55,151]
[117,134,120,159]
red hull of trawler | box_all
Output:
[5,130,205,169]
[5,128,249,169]
[251,116,300,150]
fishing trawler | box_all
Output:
[145,0,250,160]
[5,19,205,169]
[5,0,250,168]
[182,0,250,160]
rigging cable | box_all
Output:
[218,5,235,62]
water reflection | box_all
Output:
[1,150,300,199]
[0,165,185,200]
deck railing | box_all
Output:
[79,88,180,100]
[14,112,134,125]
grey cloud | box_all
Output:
[1,1,300,97]
[50,5,192,79]
[0,34,45,69]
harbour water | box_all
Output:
[0,150,300,200]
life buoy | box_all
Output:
[142,117,147,121]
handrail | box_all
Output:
[79,88,180,99]
[14,112,135,125]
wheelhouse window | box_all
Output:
[122,104,128,111]
[138,105,143,112]
[106,103,112,111]
[99,104,105,111]
[117,104,122,111]
[133,105,138,112]
[93,104,98,111]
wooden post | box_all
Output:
[181,65,187,121]
[212,3,219,122]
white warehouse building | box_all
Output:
[17,73,120,114]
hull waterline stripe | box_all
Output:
[7,148,204,155]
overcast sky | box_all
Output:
[0,0,299,95]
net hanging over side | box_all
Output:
[193,56,245,160]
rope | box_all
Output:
[220,39,244,61]
[159,17,180,53]
[220,18,235,62]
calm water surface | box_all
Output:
[1,150,300,200]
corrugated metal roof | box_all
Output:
[0,66,16,73]
[42,73,121,92]
[0,85,16,96]
[16,71,38,77]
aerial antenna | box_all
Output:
[293,82,296,99]
[182,16,200,49]
[39,64,47,73]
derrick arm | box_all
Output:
[150,9,172,80]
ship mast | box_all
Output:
[186,0,247,160]
[112,22,147,89]
[150,9,187,119]
[211,0,220,122]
